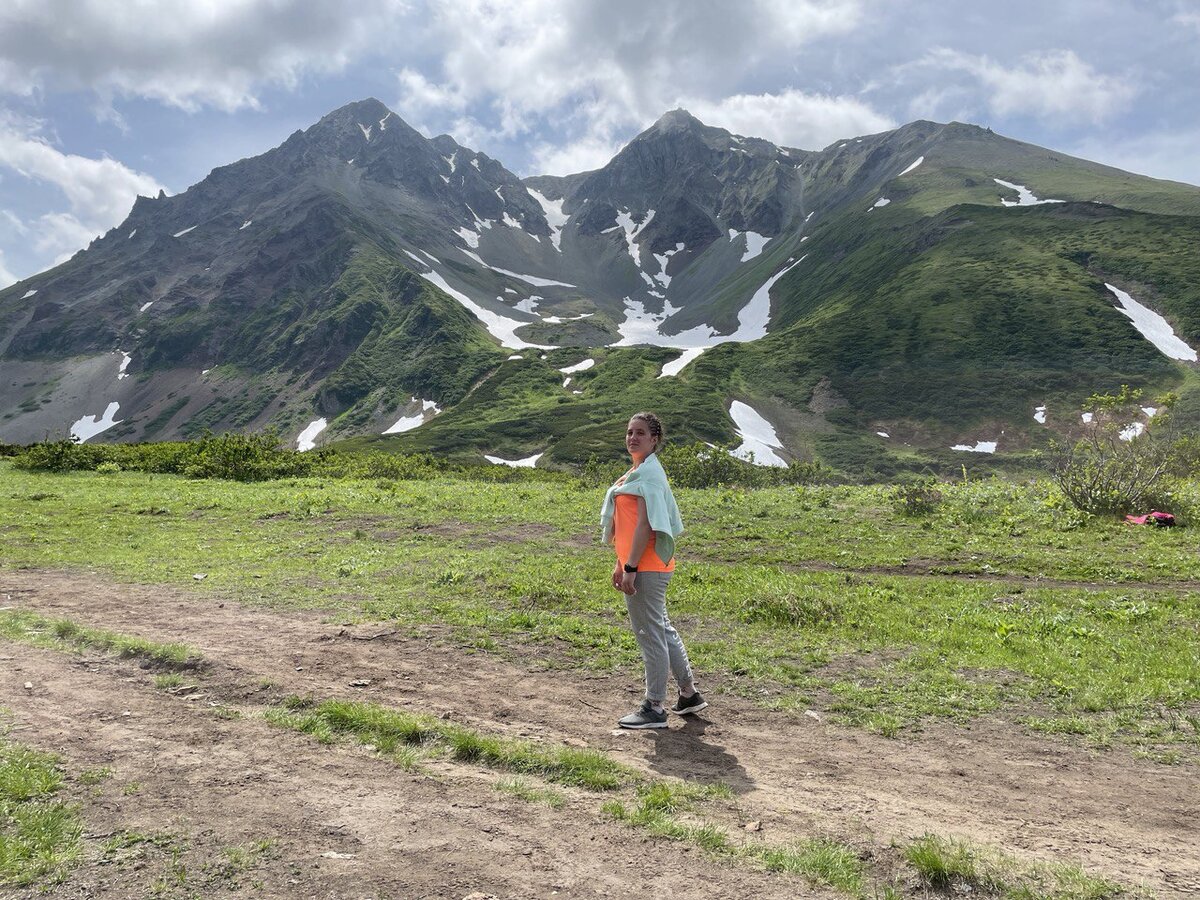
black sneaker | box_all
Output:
[670,691,708,716]
[618,700,669,729]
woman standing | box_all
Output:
[601,413,706,729]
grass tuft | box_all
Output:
[0,738,83,886]
[0,609,201,670]
[264,698,634,790]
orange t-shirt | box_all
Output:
[613,493,675,572]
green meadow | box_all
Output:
[3,460,1197,757]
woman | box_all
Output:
[600,412,706,729]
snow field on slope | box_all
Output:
[1104,283,1198,361]
[993,178,1064,207]
[383,399,441,434]
[729,400,787,467]
[296,418,327,452]
[484,452,543,468]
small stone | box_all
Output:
[744,821,762,832]
[320,851,356,860]
[23,681,33,690]
[349,679,371,687]
[804,709,822,722]
[193,573,206,580]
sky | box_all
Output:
[1,0,1198,288]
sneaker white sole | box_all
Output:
[618,720,669,729]
[671,701,708,715]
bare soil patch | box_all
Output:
[2,568,1197,898]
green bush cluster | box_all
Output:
[12,434,314,482]
[655,442,828,489]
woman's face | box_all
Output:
[626,417,656,459]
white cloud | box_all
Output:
[0,249,16,289]
[921,48,1138,125]
[530,132,626,177]
[686,89,896,150]
[0,0,411,111]
[0,124,165,225]
[0,115,166,269]
[1069,127,1200,188]
[397,0,868,168]
[32,212,100,265]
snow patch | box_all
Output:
[296,418,327,452]
[70,402,121,443]
[1082,412,1094,424]
[502,212,522,229]
[445,152,457,173]
[128,229,136,239]
[117,350,132,379]
[994,178,1064,207]
[658,347,706,378]
[739,231,770,263]
[558,358,595,374]
[173,225,197,237]
[614,209,655,267]
[21,289,36,299]
[729,401,787,467]
[379,112,391,131]
[1120,422,1145,441]
[527,189,568,252]
[951,441,997,453]
[484,452,543,468]
[455,227,481,249]
[471,158,480,170]
[383,398,440,434]
[1034,406,1047,424]
[869,197,891,210]
[359,123,372,141]
[876,431,890,438]
[730,256,806,342]
[240,220,252,230]
[507,354,523,360]
[898,156,924,176]
[1104,283,1198,361]
[403,250,428,268]
[418,269,555,350]
[139,301,154,313]
[514,295,541,313]
[1143,406,1158,418]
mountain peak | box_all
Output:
[324,97,393,121]
[649,108,703,132]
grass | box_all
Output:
[2,463,1199,756]
[0,607,201,669]
[264,696,635,790]
[494,776,567,808]
[0,733,83,887]
[904,834,1129,900]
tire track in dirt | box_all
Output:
[3,568,1197,898]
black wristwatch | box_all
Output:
[623,563,638,573]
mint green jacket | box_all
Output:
[600,452,684,564]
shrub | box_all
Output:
[890,479,943,517]
[13,439,103,473]
[1048,386,1180,517]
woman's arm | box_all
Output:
[620,496,653,594]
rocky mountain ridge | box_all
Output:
[2,98,1198,474]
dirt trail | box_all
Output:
[2,569,1197,898]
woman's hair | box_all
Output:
[630,411,665,450]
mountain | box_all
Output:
[2,99,1198,475]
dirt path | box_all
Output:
[2,569,1197,898]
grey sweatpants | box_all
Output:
[624,571,694,703]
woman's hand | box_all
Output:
[612,562,624,591]
[620,571,638,595]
